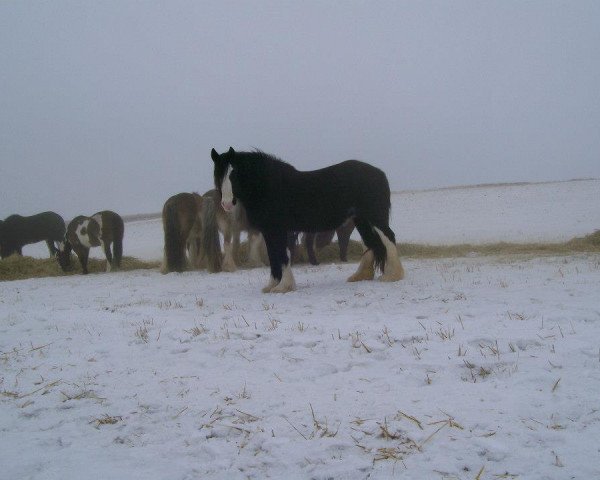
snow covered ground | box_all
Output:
[2,180,600,479]
[391,178,600,245]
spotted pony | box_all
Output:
[57,211,124,274]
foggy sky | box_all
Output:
[1,1,599,219]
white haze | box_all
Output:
[1,1,599,219]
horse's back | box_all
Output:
[164,193,201,216]
[38,211,67,237]
[284,160,390,230]
[304,160,389,193]
[3,211,65,240]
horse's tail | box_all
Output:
[200,196,223,273]
[162,203,186,273]
[357,169,395,273]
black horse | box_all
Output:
[57,211,124,274]
[211,148,404,293]
[0,211,66,258]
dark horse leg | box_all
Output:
[75,245,90,274]
[46,240,58,258]
[103,241,114,271]
[287,232,300,265]
[336,220,354,262]
[304,232,319,265]
[263,231,296,293]
[113,234,123,269]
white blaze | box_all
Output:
[221,165,234,212]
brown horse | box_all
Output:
[161,192,210,273]
[57,211,124,274]
[200,189,265,272]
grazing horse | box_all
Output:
[57,211,124,274]
[0,211,66,258]
[161,192,205,273]
[289,219,355,265]
[200,189,265,272]
[211,148,404,293]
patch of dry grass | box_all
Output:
[398,230,600,259]
[0,254,159,282]
[295,229,600,264]
[2,230,599,282]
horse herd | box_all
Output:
[0,149,404,292]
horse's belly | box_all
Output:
[291,211,348,233]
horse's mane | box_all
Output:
[237,149,296,172]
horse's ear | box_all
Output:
[211,148,219,162]
[225,147,238,166]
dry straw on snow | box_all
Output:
[1,230,599,282]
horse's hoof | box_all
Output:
[269,283,296,293]
[263,271,296,293]
[347,269,375,282]
[262,276,278,293]
[379,271,404,282]
[379,261,405,282]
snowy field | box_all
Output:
[2,180,600,479]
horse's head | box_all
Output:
[211,147,238,212]
[55,239,72,272]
